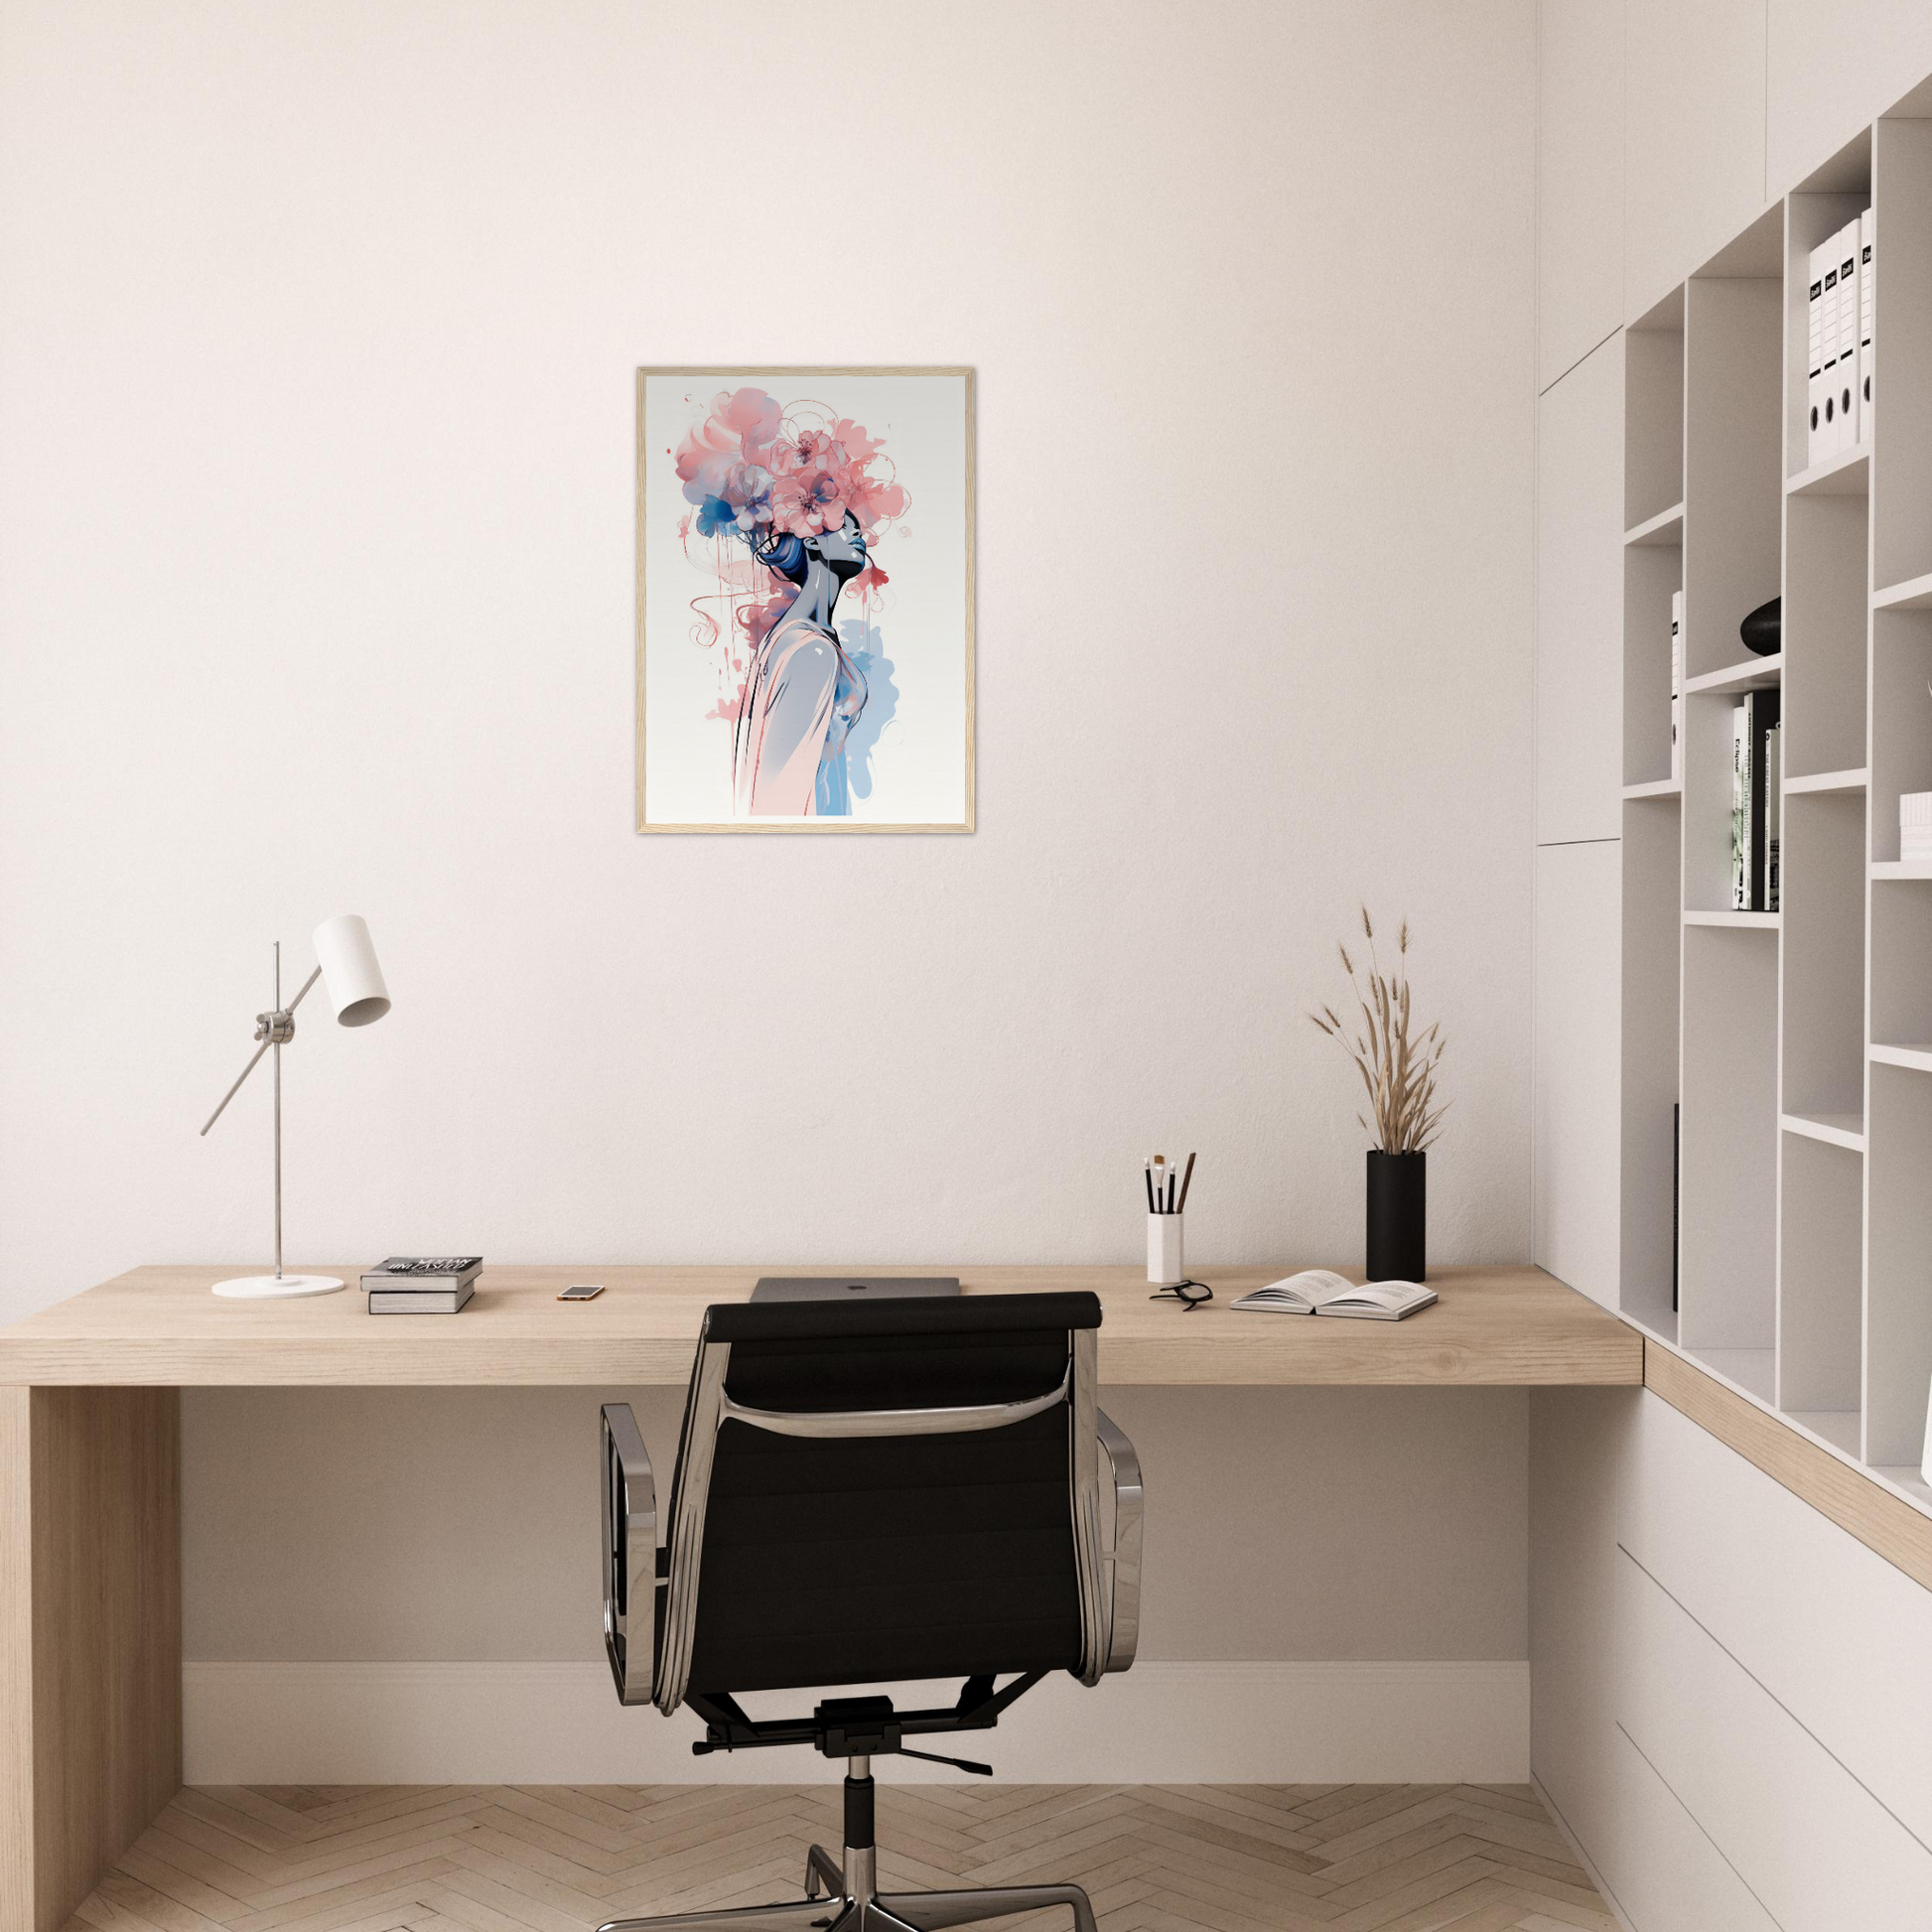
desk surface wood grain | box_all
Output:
[0,1263,1640,1387]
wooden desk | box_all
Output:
[0,1263,1635,1932]
[0,1261,1637,1388]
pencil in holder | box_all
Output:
[1148,1211,1185,1286]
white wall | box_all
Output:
[0,0,1537,1312]
[0,0,1540,1768]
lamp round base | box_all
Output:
[210,1274,345,1300]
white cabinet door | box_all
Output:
[1534,840,1621,1307]
[1538,0,1624,390]
[1625,0,1769,318]
[1768,0,1932,194]
[1537,336,1624,844]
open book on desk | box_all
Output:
[1230,1270,1437,1320]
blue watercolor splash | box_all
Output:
[813,620,898,815]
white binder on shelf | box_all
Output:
[1807,239,1830,467]
[1860,207,1874,446]
[1836,219,1861,456]
[1822,229,1845,457]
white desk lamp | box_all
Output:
[200,913,391,1299]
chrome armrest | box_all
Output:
[1095,1407,1143,1673]
[601,1403,657,1707]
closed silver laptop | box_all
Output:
[750,1276,961,1303]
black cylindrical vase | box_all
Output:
[1366,1150,1426,1282]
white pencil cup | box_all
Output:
[1148,1213,1185,1286]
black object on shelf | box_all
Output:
[1740,595,1781,657]
[1366,1150,1426,1282]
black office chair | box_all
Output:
[597,1291,1143,1932]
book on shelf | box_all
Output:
[1728,692,1781,910]
[1765,720,1781,912]
[368,1281,475,1315]
[360,1256,483,1292]
[1730,703,1749,907]
[1670,591,1683,780]
[1229,1270,1437,1320]
[1748,690,1780,910]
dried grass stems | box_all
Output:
[1310,907,1449,1154]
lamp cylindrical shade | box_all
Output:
[312,914,390,1028]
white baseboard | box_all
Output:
[183,1660,1528,1786]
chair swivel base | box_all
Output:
[595,1842,1098,1932]
[596,1752,1098,1932]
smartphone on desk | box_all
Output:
[558,1283,605,1301]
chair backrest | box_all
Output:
[652,1291,1107,1713]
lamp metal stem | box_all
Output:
[273,942,283,1281]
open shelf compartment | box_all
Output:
[1783,491,1868,779]
[1684,265,1782,684]
[1678,925,1778,1365]
[1870,607,1932,862]
[1777,1132,1863,1431]
[1626,287,1685,533]
[1781,790,1866,1121]
[1620,792,1683,1342]
[1867,1062,1932,1467]
[1873,114,1932,594]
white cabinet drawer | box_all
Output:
[1617,1548,1932,1929]
[1596,1723,1779,1932]
[1621,1389,1932,1847]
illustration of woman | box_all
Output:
[732,511,871,816]
[674,391,906,816]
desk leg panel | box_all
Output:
[0,1387,182,1932]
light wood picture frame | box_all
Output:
[635,366,975,833]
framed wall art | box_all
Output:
[636,366,974,832]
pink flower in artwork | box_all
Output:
[679,388,905,551]
[769,461,847,537]
[675,390,789,538]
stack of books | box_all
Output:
[361,1256,483,1313]
[1729,692,1781,911]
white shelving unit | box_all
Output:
[1619,106,1932,1515]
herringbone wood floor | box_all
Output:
[65,1784,1617,1932]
